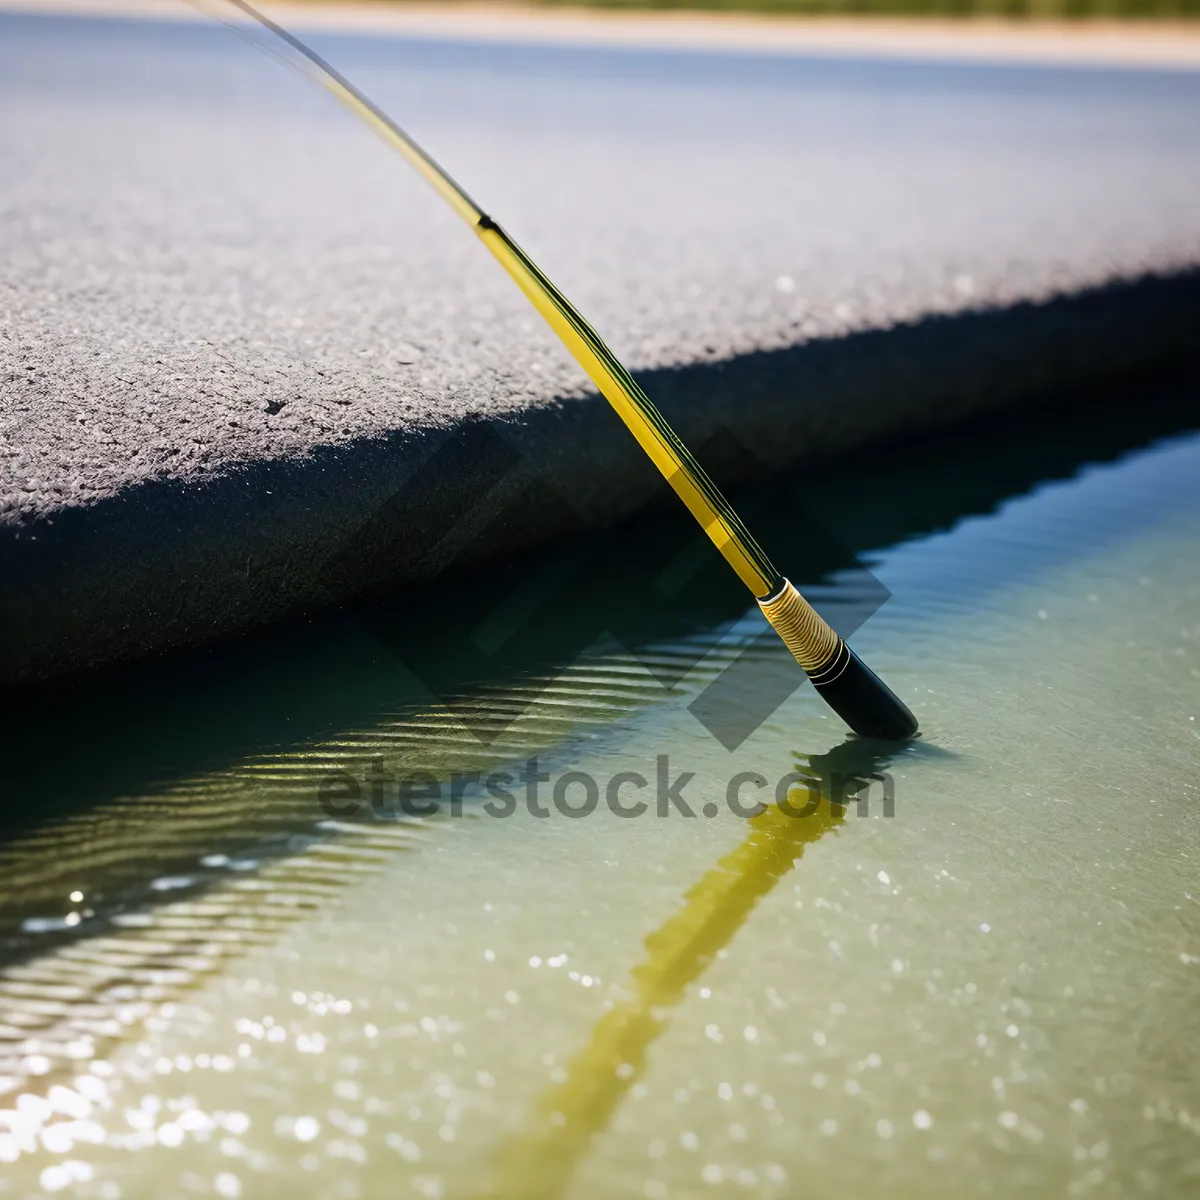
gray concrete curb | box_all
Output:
[3,266,1198,688]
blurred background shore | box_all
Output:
[3,0,1199,69]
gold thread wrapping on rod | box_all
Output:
[758,578,840,673]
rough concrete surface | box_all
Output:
[2,7,1200,684]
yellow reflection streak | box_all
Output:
[478,739,898,1200]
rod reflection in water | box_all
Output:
[481,738,904,1200]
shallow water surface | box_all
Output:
[0,384,1198,1198]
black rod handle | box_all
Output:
[759,579,918,741]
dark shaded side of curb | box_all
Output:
[3,267,1199,689]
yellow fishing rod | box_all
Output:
[203,0,917,740]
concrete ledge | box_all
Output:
[3,267,1199,687]
[5,9,1200,687]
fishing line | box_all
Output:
[187,0,918,740]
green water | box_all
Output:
[1,379,1198,1198]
